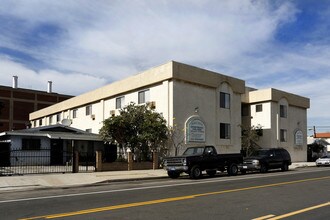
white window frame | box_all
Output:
[86,105,92,116]
[138,89,150,104]
[72,109,78,118]
[116,96,125,109]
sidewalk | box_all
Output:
[0,162,315,192]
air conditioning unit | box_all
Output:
[110,110,115,116]
[146,101,156,109]
[90,114,95,120]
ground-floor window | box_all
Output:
[280,129,287,142]
[220,123,231,139]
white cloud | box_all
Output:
[0,0,330,127]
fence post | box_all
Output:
[127,150,133,171]
[73,151,79,173]
[95,151,103,172]
[153,151,158,170]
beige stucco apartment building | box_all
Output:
[30,61,310,161]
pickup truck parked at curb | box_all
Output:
[163,146,243,179]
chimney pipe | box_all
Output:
[47,81,52,93]
[12,76,18,88]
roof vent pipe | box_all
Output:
[12,76,18,88]
[47,81,52,93]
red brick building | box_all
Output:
[0,78,72,132]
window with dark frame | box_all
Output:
[39,119,42,126]
[256,104,263,112]
[280,105,287,118]
[22,138,41,150]
[280,129,287,142]
[56,113,61,122]
[220,92,230,109]
[49,116,52,125]
[220,123,231,139]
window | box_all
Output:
[138,90,150,104]
[56,113,61,122]
[39,119,42,126]
[256,104,263,112]
[241,105,250,116]
[73,109,78,118]
[280,129,287,142]
[49,116,53,125]
[220,92,230,109]
[220,123,231,139]
[22,138,41,150]
[280,105,287,118]
[33,120,36,127]
[86,105,92,116]
[116,96,125,109]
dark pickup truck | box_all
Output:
[163,145,243,179]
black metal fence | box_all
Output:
[0,149,95,176]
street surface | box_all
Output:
[1,167,329,220]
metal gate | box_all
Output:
[0,149,95,176]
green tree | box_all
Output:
[99,103,168,161]
[241,124,263,157]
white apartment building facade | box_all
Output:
[30,61,310,161]
[242,88,310,161]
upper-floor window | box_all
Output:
[116,96,125,109]
[256,104,263,112]
[280,105,287,118]
[73,109,78,118]
[280,129,287,142]
[220,92,230,109]
[138,90,150,104]
[49,116,53,125]
[56,113,61,122]
[220,123,231,139]
[86,105,92,116]
[39,119,42,126]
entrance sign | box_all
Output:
[186,117,205,143]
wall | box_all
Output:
[172,80,242,155]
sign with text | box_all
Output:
[186,117,205,143]
[295,130,303,146]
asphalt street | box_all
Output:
[1,167,329,220]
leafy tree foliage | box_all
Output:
[100,103,168,161]
[241,124,263,157]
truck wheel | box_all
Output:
[228,163,238,176]
[190,165,202,179]
[206,170,216,177]
[260,164,268,173]
[167,171,180,179]
[281,163,289,171]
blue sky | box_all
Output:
[0,0,330,131]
